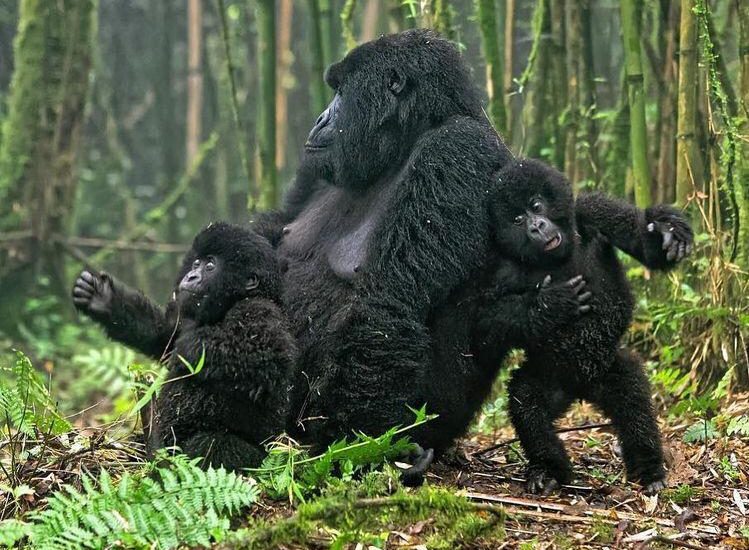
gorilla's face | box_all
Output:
[299,30,484,190]
[491,160,576,267]
[175,223,279,325]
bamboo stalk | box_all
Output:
[739,0,749,264]
[504,0,515,141]
[620,0,652,207]
[676,0,700,207]
[476,0,507,134]
[186,0,203,165]
[255,0,277,211]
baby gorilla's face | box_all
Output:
[495,193,575,267]
[177,255,222,319]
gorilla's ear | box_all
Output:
[388,68,407,95]
[245,274,260,291]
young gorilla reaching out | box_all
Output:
[479,159,690,495]
[72,223,296,470]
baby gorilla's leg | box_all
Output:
[587,349,666,494]
[508,366,574,495]
[182,432,266,472]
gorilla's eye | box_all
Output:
[530,200,543,213]
[513,215,525,226]
[205,257,217,271]
[192,259,200,269]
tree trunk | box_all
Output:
[360,0,380,42]
[504,0,515,142]
[656,1,678,203]
[564,1,581,183]
[476,0,507,134]
[676,0,700,206]
[255,0,277,211]
[620,0,652,207]
[549,0,567,169]
[276,0,294,174]
[521,0,551,158]
[579,0,598,185]
[0,0,95,327]
[186,0,203,165]
[309,0,331,115]
[739,0,749,264]
[341,0,358,52]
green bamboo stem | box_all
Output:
[255,0,277,211]
[476,0,507,134]
[620,0,652,207]
[675,0,700,207]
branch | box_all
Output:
[474,422,612,458]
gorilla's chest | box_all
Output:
[279,182,394,280]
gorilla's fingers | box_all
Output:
[80,270,97,284]
[578,291,592,304]
[542,275,552,287]
[72,286,93,300]
[661,229,674,250]
[578,305,592,314]
[644,479,667,495]
[567,275,584,287]
[646,222,656,233]
[666,245,677,261]
[74,279,95,295]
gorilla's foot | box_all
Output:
[399,445,434,487]
[525,467,563,496]
[643,478,667,495]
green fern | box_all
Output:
[0,351,70,436]
[18,453,258,549]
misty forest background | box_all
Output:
[0,0,748,547]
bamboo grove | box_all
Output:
[0,0,747,389]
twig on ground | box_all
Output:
[474,422,613,457]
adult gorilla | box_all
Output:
[251,29,688,455]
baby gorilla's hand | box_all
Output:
[72,270,114,320]
[537,274,592,319]
[645,205,694,263]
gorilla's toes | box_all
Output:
[526,468,561,496]
[399,446,434,487]
[643,479,667,495]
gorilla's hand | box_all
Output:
[645,205,693,263]
[537,275,592,318]
[72,270,114,320]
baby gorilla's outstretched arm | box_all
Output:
[72,270,177,359]
[575,193,693,269]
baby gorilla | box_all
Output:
[480,159,670,495]
[73,223,296,470]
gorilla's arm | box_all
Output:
[369,118,511,309]
[249,175,323,246]
[575,193,693,270]
[478,273,591,346]
[72,270,177,359]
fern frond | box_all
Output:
[27,453,258,550]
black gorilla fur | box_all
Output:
[250,29,691,457]
[73,30,692,479]
[73,223,296,470]
[477,159,680,494]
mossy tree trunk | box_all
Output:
[309,0,332,115]
[620,0,652,207]
[255,0,277,210]
[0,0,96,322]
[549,0,567,169]
[738,0,749,265]
[476,0,507,134]
[521,0,551,159]
[504,0,515,142]
[676,0,700,207]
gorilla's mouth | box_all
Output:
[304,142,330,152]
[544,233,562,251]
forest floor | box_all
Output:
[5,394,749,549]
[240,395,749,549]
